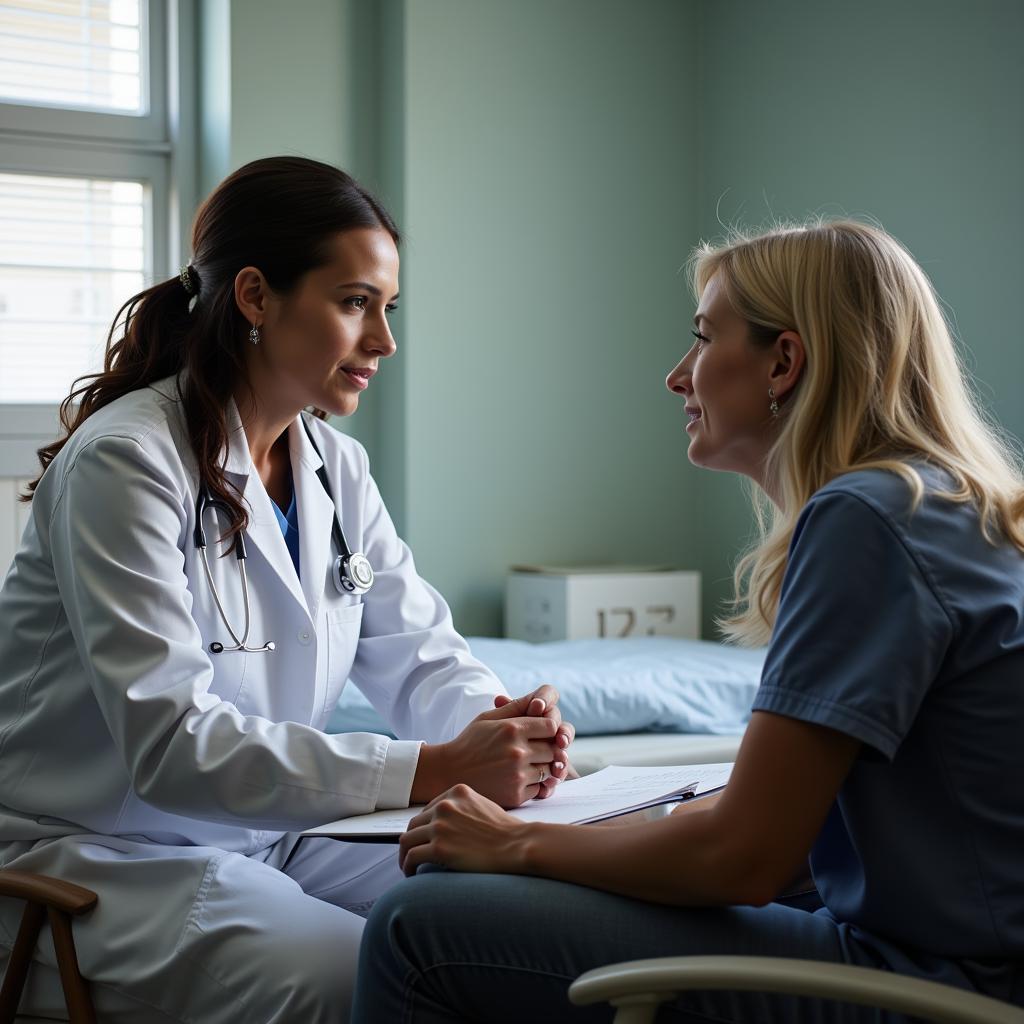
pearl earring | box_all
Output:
[769,387,780,417]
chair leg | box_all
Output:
[611,993,674,1024]
[47,909,96,1024]
[0,901,46,1024]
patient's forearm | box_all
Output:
[512,714,858,907]
[518,806,772,907]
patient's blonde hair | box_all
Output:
[691,219,1024,646]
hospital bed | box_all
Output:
[327,635,761,773]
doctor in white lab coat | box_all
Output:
[0,156,573,1023]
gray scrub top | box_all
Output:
[752,464,1024,1004]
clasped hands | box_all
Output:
[409,684,576,810]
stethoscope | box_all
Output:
[193,418,375,654]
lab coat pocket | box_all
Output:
[323,603,364,719]
[205,648,249,707]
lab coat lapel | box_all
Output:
[222,403,310,619]
[290,415,335,624]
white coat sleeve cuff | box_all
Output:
[377,739,423,809]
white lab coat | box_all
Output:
[0,377,506,1021]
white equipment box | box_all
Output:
[505,565,701,643]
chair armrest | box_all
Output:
[0,870,98,915]
[569,955,1024,1024]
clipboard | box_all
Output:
[302,762,733,843]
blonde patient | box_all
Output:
[351,219,1024,1023]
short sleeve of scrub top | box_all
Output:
[753,484,953,758]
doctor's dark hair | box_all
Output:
[25,156,401,539]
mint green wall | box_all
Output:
[197,0,352,190]
[392,0,701,635]
[690,0,1024,630]
[198,0,1023,639]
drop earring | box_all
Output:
[249,323,260,346]
[768,387,780,418]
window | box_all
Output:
[0,172,149,403]
[0,1,147,114]
[0,0,194,476]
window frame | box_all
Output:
[0,0,196,478]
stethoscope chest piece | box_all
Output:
[210,639,276,654]
[334,552,374,595]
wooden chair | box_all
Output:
[569,955,1024,1024]
[0,871,97,1024]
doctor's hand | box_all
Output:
[411,689,566,809]
[492,689,575,799]
[399,784,530,877]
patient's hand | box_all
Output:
[399,784,529,876]
[493,690,576,798]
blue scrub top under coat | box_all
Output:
[753,464,1024,1006]
[271,486,300,579]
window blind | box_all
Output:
[0,0,145,114]
[0,171,148,403]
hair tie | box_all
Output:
[179,264,197,296]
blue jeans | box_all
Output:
[352,871,979,1023]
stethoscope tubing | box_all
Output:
[195,416,373,654]
[195,493,275,654]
